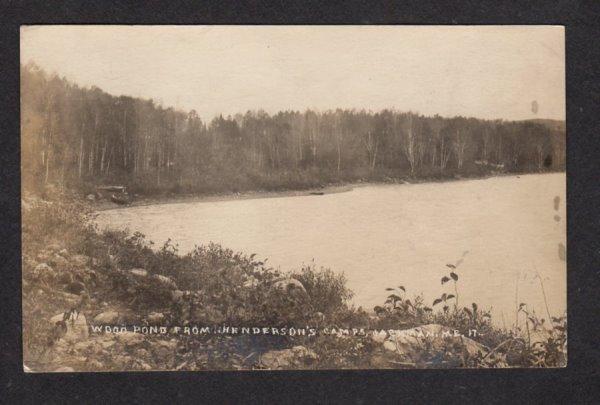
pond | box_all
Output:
[96,173,566,326]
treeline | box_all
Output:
[21,63,566,195]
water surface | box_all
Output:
[97,173,566,326]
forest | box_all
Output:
[21,63,566,196]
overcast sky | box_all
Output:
[21,25,565,122]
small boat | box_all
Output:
[309,191,324,196]
[111,193,130,205]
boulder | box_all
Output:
[147,312,165,325]
[171,290,184,302]
[94,311,120,324]
[50,312,89,341]
[259,346,317,370]
[32,263,55,283]
[130,268,148,277]
[116,332,144,347]
[272,278,307,297]
[153,274,177,288]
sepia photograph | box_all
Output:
[20,25,566,371]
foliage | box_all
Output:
[21,63,566,197]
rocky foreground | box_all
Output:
[23,244,507,371]
[22,198,566,371]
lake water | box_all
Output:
[96,173,566,326]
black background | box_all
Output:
[1,1,599,403]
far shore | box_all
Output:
[93,171,564,211]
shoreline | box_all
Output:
[93,171,564,211]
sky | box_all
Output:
[21,25,565,122]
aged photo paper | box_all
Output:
[21,26,566,371]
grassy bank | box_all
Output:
[22,193,566,370]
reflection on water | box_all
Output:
[97,173,566,325]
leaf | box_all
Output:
[446,294,455,300]
[472,303,478,312]
[387,294,402,302]
[450,272,458,281]
[463,307,473,317]
[385,287,395,291]
[441,293,447,302]
[441,276,450,284]
[423,306,432,312]
[405,299,413,308]
[519,303,526,309]
[446,264,456,269]
[398,286,405,292]
[433,298,442,306]
[443,305,449,312]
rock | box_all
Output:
[50,312,89,341]
[86,194,96,201]
[130,268,148,277]
[65,281,86,295]
[153,274,177,288]
[50,254,69,268]
[383,340,397,352]
[272,278,307,296]
[94,311,120,324]
[116,332,144,347]
[259,346,317,370]
[171,290,184,302]
[70,254,90,268]
[147,312,165,325]
[58,248,69,257]
[53,366,75,372]
[99,339,116,349]
[134,360,153,371]
[32,263,55,283]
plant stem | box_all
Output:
[453,280,459,310]
[535,269,553,326]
